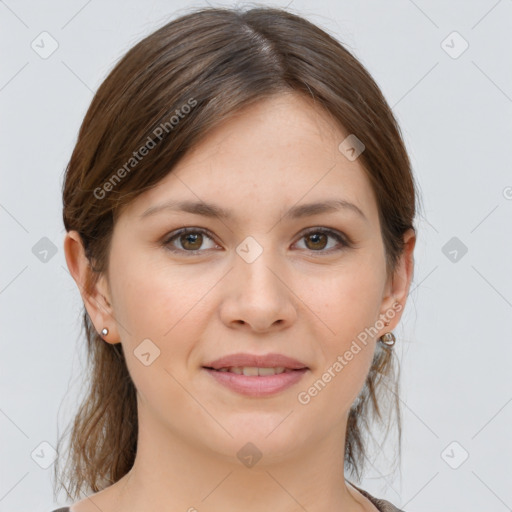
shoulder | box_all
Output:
[348,481,406,512]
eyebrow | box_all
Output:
[139,198,368,222]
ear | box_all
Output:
[377,228,416,336]
[63,230,120,345]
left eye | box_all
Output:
[295,228,348,252]
[163,227,349,254]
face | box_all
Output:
[67,92,414,464]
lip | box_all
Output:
[203,352,308,371]
[203,367,308,397]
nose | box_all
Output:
[219,248,298,333]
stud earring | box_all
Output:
[101,327,109,336]
[379,332,396,347]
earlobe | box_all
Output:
[63,230,120,344]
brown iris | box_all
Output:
[180,232,203,250]
[304,232,328,251]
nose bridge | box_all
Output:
[235,235,281,294]
[217,228,301,332]
[222,233,298,329]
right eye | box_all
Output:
[162,227,220,254]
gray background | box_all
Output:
[1,1,511,511]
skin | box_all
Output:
[64,92,415,512]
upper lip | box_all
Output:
[203,353,309,370]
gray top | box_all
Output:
[50,485,405,512]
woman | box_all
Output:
[53,5,417,512]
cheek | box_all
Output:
[309,260,386,343]
[111,258,214,341]
[297,273,379,423]
[298,259,384,406]
[110,258,221,392]
[110,261,210,409]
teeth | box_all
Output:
[257,367,283,376]
[216,366,288,375]
[242,366,259,376]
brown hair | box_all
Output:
[56,4,417,500]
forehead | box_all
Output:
[122,93,379,227]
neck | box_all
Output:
[100,403,369,512]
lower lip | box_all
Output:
[203,368,308,397]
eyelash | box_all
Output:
[162,227,351,255]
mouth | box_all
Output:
[201,353,309,396]
[202,352,309,371]
[201,366,309,397]
[202,366,306,376]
